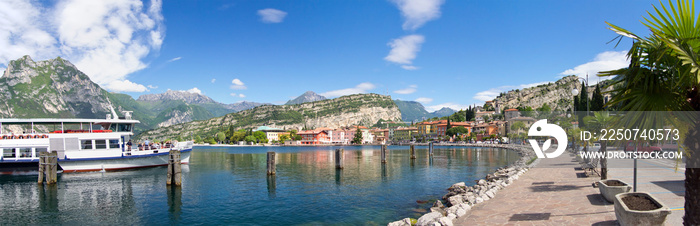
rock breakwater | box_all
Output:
[388,144,536,226]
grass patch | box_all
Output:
[526,157,537,165]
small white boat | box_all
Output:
[0,109,192,174]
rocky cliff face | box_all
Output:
[223,101,267,112]
[286,91,327,105]
[139,93,402,141]
[138,90,215,104]
[493,75,580,111]
[0,55,111,118]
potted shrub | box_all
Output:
[614,192,671,226]
[597,179,632,203]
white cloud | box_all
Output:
[390,0,445,31]
[211,78,216,83]
[186,87,202,94]
[385,34,424,69]
[104,79,148,92]
[257,8,287,23]
[425,103,467,112]
[394,85,417,94]
[401,65,419,70]
[230,93,245,98]
[167,57,181,62]
[147,85,158,89]
[320,82,376,98]
[414,97,433,104]
[560,51,628,80]
[473,82,553,102]
[0,0,165,93]
[230,78,247,90]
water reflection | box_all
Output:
[168,186,182,222]
[266,175,276,198]
[0,146,518,225]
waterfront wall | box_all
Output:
[388,144,537,226]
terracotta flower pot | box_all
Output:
[614,192,671,226]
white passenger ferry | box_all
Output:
[0,110,192,174]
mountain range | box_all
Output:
[286,91,326,105]
[393,100,456,122]
[0,56,266,133]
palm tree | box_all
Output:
[600,0,700,224]
[585,112,614,179]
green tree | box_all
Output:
[205,137,216,144]
[253,131,268,143]
[591,84,605,111]
[536,103,551,112]
[216,132,226,144]
[194,135,202,144]
[446,126,469,137]
[584,112,614,180]
[244,135,257,144]
[232,130,246,142]
[600,1,700,223]
[352,127,363,144]
[279,134,290,143]
[465,106,476,121]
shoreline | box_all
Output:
[389,144,537,226]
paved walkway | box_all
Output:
[454,152,617,225]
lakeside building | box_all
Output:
[298,129,330,145]
[417,120,445,140]
[506,116,537,136]
[436,121,473,137]
[475,110,495,123]
[393,127,418,142]
[253,126,285,143]
[370,129,389,144]
[504,108,520,121]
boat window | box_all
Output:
[81,140,93,150]
[95,140,107,149]
[3,148,15,158]
[108,123,117,131]
[109,139,120,149]
[117,124,132,132]
[19,148,31,158]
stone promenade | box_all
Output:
[454,152,617,225]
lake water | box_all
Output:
[0,145,518,225]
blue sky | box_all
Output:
[0,0,671,111]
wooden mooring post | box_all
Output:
[335,148,344,169]
[267,152,276,175]
[381,145,387,163]
[38,151,58,184]
[410,145,416,159]
[429,142,434,156]
[167,150,182,186]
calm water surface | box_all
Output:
[0,145,518,225]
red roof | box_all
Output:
[505,108,518,112]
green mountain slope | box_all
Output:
[139,93,402,141]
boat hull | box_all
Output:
[58,149,192,173]
[0,149,192,174]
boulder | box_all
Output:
[416,212,444,226]
[387,218,412,226]
[477,179,486,186]
[448,195,464,206]
[485,190,495,199]
[437,217,454,226]
[433,200,444,208]
[446,213,457,220]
